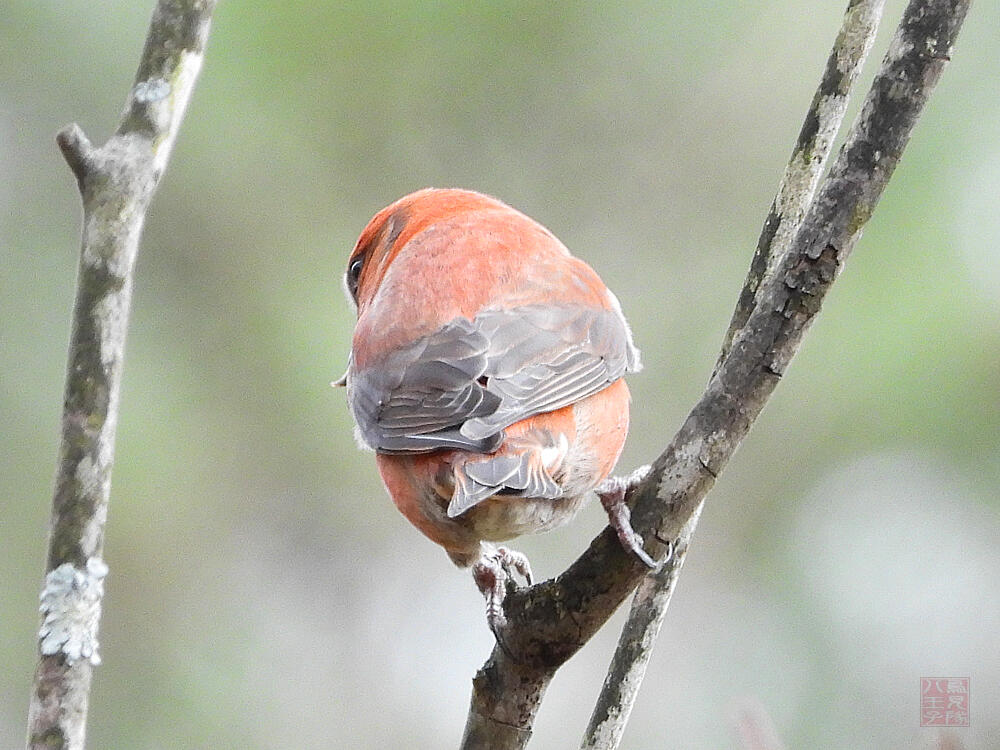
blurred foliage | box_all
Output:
[2,1,998,748]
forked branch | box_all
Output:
[584,1,888,746]
[460,0,971,747]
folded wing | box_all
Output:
[348,303,640,455]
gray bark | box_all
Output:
[583,2,889,746]
[460,0,972,747]
[717,0,890,370]
[25,3,216,749]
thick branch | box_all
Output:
[583,2,888,746]
[26,3,215,749]
[460,0,970,747]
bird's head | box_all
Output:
[342,187,508,313]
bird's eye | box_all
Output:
[346,257,365,299]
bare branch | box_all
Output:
[460,0,971,747]
[26,3,215,749]
[583,2,888,746]
[579,502,703,750]
[718,0,888,369]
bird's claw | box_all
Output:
[472,546,533,634]
[596,465,663,570]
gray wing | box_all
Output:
[347,303,640,454]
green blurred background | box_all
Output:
[3,1,998,747]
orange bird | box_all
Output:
[338,188,656,629]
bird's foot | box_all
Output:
[472,546,533,634]
[595,464,664,569]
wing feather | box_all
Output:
[347,303,639,454]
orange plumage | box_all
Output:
[340,188,652,628]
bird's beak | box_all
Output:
[331,354,351,388]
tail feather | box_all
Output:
[447,450,562,518]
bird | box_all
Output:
[337,188,657,631]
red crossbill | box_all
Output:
[338,188,655,629]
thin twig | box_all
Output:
[717,0,888,370]
[582,3,887,746]
[459,1,971,747]
[25,3,215,749]
[579,502,704,750]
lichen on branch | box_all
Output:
[26,3,216,749]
